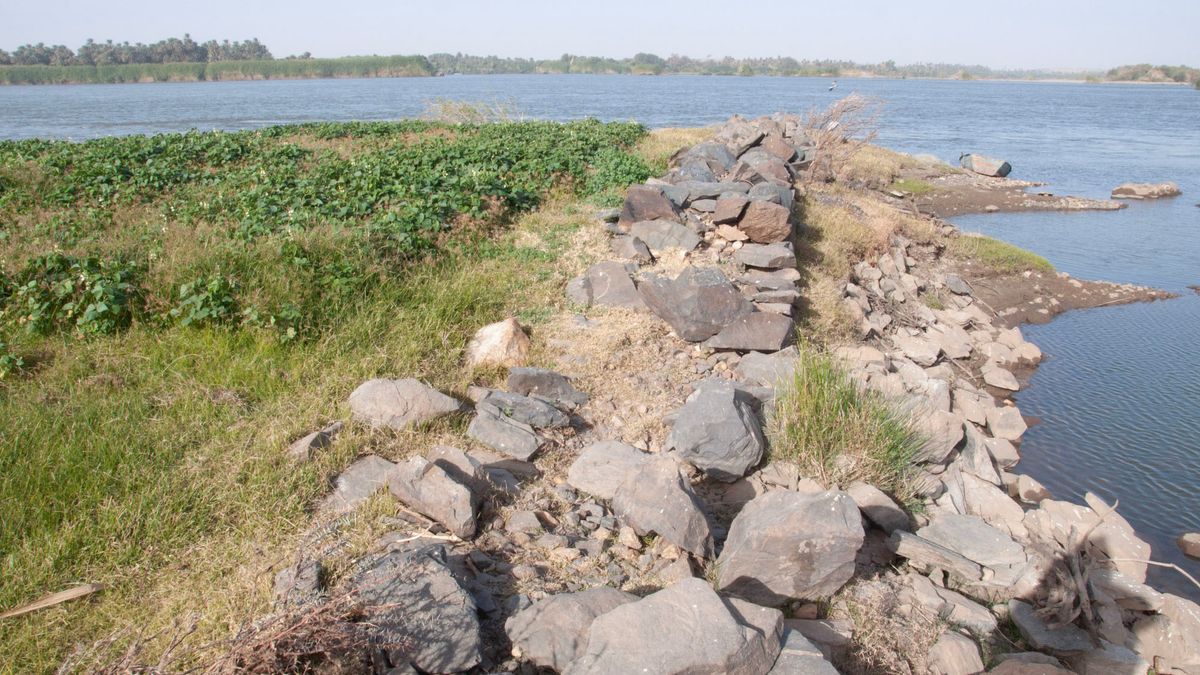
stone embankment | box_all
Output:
[269,115,1199,674]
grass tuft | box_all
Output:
[768,344,921,501]
[890,178,934,196]
[948,234,1054,274]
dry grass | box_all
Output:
[842,144,915,188]
[801,94,882,184]
[831,577,945,675]
[637,126,714,174]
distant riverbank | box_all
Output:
[0,56,434,85]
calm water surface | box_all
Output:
[2,75,1198,597]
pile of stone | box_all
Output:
[264,118,1200,675]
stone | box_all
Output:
[318,455,396,514]
[507,367,588,410]
[566,441,649,500]
[668,380,766,482]
[612,456,715,558]
[1016,474,1051,503]
[467,401,542,461]
[691,198,717,212]
[286,420,343,462]
[638,266,754,342]
[960,471,1028,539]
[584,261,647,310]
[944,273,973,296]
[630,219,702,255]
[953,387,992,426]
[1130,593,1200,673]
[982,364,1020,391]
[618,184,680,228]
[1178,532,1200,559]
[1111,181,1182,199]
[735,242,797,269]
[714,193,751,224]
[506,509,544,534]
[479,390,570,429]
[749,182,795,212]
[735,349,800,388]
[1089,568,1164,611]
[464,318,531,369]
[566,275,591,305]
[682,143,737,173]
[761,134,798,162]
[893,335,941,367]
[706,312,796,352]
[768,627,839,674]
[426,445,488,493]
[352,544,481,673]
[610,234,654,263]
[847,482,909,534]
[717,490,863,606]
[566,578,783,675]
[1022,497,1150,582]
[987,406,1027,441]
[913,410,965,465]
[784,619,853,663]
[907,574,997,634]
[738,200,793,243]
[986,437,1020,469]
[960,153,1012,178]
[273,558,323,608]
[990,655,1073,674]
[388,457,478,538]
[505,588,637,671]
[348,378,463,431]
[1008,599,1093,654]
[1067,641,1150,674]
[919,514,1027,588]
[717,223,751,241]
[927,631,984,675]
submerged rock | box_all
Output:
[1111,181,1181,199]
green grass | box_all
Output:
[768,344,921,500]
[948,234,1055,274]
[890,178,934,196]
[0,119,651,671]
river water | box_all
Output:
[2,75,1198,597]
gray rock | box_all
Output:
[427,445,489,494]
[1067,641,1150,675]
[740,270,800,292]
[273,558,323,608]
[660,182,691,207]
[735,349,799,388]
[630,220,702,255]
[748,182,795,213]
[919,514,1027,588]
[388,457,478,538]
[467,401,542,461]
[943,274,973,296]
[683,143,737,173]
[690,198,717,213]
[982,364,1020,391]
[959,154,1012,178]
[480,390,570,429]
[1130,593,1200,674]
[566,275,591,306]
[508,367,589,410]
[566,441,649,500]
[675,161,719,184]
[352,544,481,673]
[618,184,680,229]
[706,312,796,352]
[668,380,766,481]
[584,261,646,310]
[846,482,909,534]
[784,619,853,663]
[1008,600,1094,655]
[907,573,997,634]
[638,266,754,342]
[610,235,654,263]
[505,588,637,671]
[736,242,797,269]
[1179,531,1200,559]
[348,378,463,431]
[506,509,544,534]
[612,456,714,558]
[566,577,783,675]
[717,490,864,606]
[768,627,839,674]
[681,180,751,201]
[1089,569,1164,612]
[987,405,1028,441]
[595,207,620,223]
[714,193,751,224]
[738,200,793,243]
[927,631,984,675]
[318,455,396,514]
[286,420,344,462]
[893,335,940,367]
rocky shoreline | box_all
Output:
[257,115,1197,674]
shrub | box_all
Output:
[769,343,920,500]
[585,146,653,196]
[1,253,143,335]
[171,274,238,327]
[0,338,22,378]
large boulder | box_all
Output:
[612,455,714,558]
[566,441,649,500]
[505,588,637,671]
[464,318,530,369]
[388,457,478,538]
[668,380,766,482]
[352,544,482,673]
[738,200,793,243]
[1111,182,1181,199]
[638,266,754,342]
[618,184,680,228]
[348,378,463,430]
[706,312,796,352]
[565,578,784,675]
[960,153,1012,178]
[507,367,589,410]
[717,490,864,606]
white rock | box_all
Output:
[464,318,531,369]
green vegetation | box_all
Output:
[948,234,1055,274]
[1105,63,1200,86]
[0,56,433,84]
[0,119,649,669]
[768,344,921,500]
[890,178,934,196]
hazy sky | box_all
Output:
[2,0,1198,70]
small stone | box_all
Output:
[1178,532,1200,559]
[285,420,343,462]
[507,367,588,410]
[943,274,973,296]
[464,318,531,369]
[348,378,463,430]
[982,364,1020,391]
[468,402,542,461]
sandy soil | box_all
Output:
[890,165,1127,218]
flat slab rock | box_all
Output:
[566,440,649,500]
[612,455,714,558]
[351,544,482,673]
[717,490,864,606]
[507,367,589,410]
[668,379,765,482]
[318,455,396,514]
[630,219,702,255]
[506,587,637,671]
[583,260,646,310]
[638,266,753,342]
[348,378,462,430]
[467,401,542,461]
[618,184,680,228]
[735,242,797,269]
[388,456,478,538]
[565,577,783,675]
[480,390,570,429]
[706,312,796,353]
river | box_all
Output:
[2,74,1197,597]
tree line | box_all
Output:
[0,35,272,66]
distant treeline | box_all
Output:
[1,38,1195,86]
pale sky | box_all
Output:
[2,0,1197,71]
